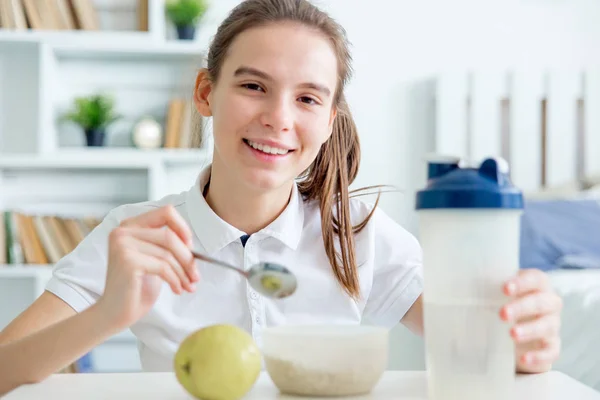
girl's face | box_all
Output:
[195,22,339,192]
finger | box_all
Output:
[127,226,199,283]
[510,314,561,343]
[503,268,552,297]
[133,239,196,293]
[500,291,563,322]
[134,251,183,295]
[520,337,561,367]
[121,205,193,247]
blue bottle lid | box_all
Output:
[415,156,524,210]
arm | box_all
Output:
[0,300,120,396]
[400,294,424,337]
[0,291,76,346]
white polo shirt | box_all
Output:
[45,166,423,372]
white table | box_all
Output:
[5,371,600,399]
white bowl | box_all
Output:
[262,324,389,397]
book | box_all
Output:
[1,0,14,29]
[54,0,76,29]
[0,212,5,265]
[10,0,27,30]
[178,100,194,148]
[137,0,148,31]
[33,215,62,263]
[22,0,42,29]
[163,97,205,149]
[70,0,99,30]
[163,98,185,148]
[4,211,24,264]
[0,211,103,266]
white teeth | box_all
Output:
[247,140,289,155]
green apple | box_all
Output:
[174,324,262,400]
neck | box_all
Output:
[204,163,293,235]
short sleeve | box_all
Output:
[44,209,121,313]
[362,207,424,328]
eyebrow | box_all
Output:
[233,66,331,97]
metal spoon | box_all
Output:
[191,250,297,299]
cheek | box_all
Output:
[300,113,333,149]
[212,93,254,141]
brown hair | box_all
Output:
[205,0,380,299]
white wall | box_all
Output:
[327,0,600,233]
[195,0,600,234]
[189,3,600,369]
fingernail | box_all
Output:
[189,283,196,291]
[513,326,523,338]
[524,353,535,364]
[506,282,517,295]
[504,307,513,321]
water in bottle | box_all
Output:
[415,156,524,400]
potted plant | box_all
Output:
[165,0,208,40]
[62,94,121,147]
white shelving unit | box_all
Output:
[0,0,216,373]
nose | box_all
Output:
[260,96,293,133]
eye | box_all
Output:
[298,96,318,105]
[242,83,264,92]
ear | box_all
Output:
[327,106,338,137]
[193,69,213,117]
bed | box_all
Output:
[408,69,600,391]
[524,196,600,391]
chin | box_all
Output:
[242,168,293,193]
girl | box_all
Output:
[0,0,562,395]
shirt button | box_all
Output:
[250,291,258,300]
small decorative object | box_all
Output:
[62,94,121,147]
[133,117,163,149]
[165,0,208,40]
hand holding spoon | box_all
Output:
[191,250,297,299]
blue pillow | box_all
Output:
[519,200,600,271]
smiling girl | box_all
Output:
[0,0,562,395]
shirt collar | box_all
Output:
[258,176,304,250]
[186,165,305,254]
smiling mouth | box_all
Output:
[243,139,294,155]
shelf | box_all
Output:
[0,148,212,170]
[0,29,152,45]
[0,30,207,61]
[53,41,206,61]
[0,265,53,279]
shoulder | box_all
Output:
[95,191,189,232]
[349,197,422,263]
[64,191,190,256]
[45,191,191,310]
[50,191,188,273]
[301,195,422,262]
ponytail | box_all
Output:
[298,96,380,299]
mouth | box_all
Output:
[243,139,294,156]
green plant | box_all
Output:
[62,94,121,131]
[165,0,208,26]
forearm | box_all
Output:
[401,295,424,336]
[0,303,120,396]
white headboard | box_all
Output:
[418,70,600,193]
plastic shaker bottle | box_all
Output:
[415,156,524,400]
